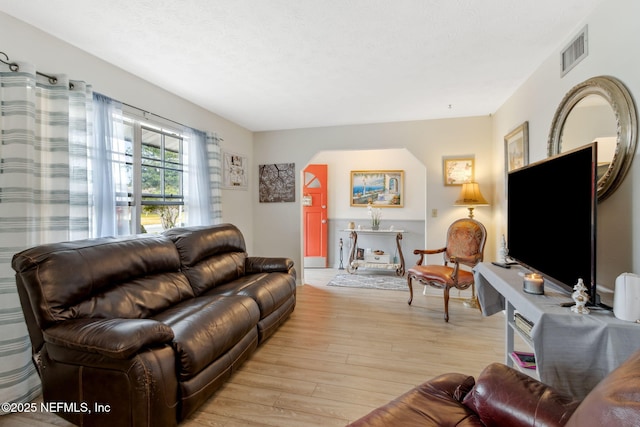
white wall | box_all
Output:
[253,117,494,277]
[492,0,640,292]
[0,12,257,250]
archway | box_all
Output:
[300,148,427,283]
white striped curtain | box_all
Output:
[206,132,223,223]
[0,62,92,409]
[0,60,223,409]
[184,128,223,225]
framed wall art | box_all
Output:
[505,121,529,173]
[258,163,295,203]
[350,170,403,207]
[222,151,248,190]
[443,158,474,185]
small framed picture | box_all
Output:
[222,151,248,190]
[505,121,529,173]
[443,158,474,186]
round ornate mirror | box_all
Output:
[548,76,638,201]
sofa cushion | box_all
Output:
[205,272,296,316]
[12,234,193,328]
[164,223,247,266]
[164,224,248,295]
[153,295,260,380]
[180,251,247,295]
[462,363,578,427]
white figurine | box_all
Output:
[571,278,590,314]
[498,234,508,264]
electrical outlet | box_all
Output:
[431,208,438,218]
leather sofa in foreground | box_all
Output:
[348,347,640,426]
[12,223,296,427]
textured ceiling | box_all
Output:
[0,0,603,131]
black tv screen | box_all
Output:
[507,143,596,303]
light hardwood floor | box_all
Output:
[3,269,506,426]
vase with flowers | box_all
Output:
[368,204,382,230]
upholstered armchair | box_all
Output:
[407,218,487,321]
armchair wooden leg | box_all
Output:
[443,286,450,322]
[407,275,413,305]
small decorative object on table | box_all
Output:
[498,234,508,263]
[571,278,590,314]
[368,204,382,230]
[523,273,544,295]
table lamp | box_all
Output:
[454,182,489,218]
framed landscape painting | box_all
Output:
[350,170,403,207]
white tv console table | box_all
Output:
[474,262,640,399]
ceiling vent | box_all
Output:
[561,25,588,77]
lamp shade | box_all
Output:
[454,182,489,206]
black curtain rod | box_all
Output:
[121,101,187,130]
[0,53,178,123]
[2,51,221,140]
[1,51,73,87]
[121,101,223,141]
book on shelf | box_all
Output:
[514,312,534,338]
[511,351,536,369]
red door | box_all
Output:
[303,164,328,268]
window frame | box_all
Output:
[123,112,186,234]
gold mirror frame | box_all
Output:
[548,76,637,201]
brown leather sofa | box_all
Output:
[348,348,640,426]
[12,223,296,427]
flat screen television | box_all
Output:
[507,142,597,304]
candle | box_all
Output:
[523,273,544,295]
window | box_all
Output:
[122,117,186,234]
[91,95,217,238]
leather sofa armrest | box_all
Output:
[565,349,640,427]
[43,318,174,359]
[246,256,295,274]
[422,372,477,401]
[462,363,579,427]
[347,373,478,426]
